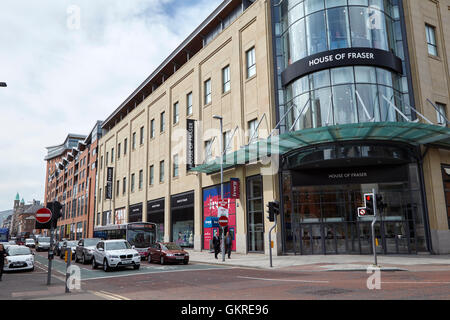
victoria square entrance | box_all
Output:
[281,142,430,255]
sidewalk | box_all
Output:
[186,250,450,271]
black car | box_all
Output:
[59,241,77,260]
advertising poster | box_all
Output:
[203,183,236,251]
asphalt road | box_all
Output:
[2,250,450,301]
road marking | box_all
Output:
[237,276,330,284]
[89,290,122,300]
[99,290,131,300]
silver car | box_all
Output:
[91,240,140,272]
[36,237,50,251]
[75,238,101,264]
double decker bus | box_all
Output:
[93,222,157,259]
[0,228,9,242]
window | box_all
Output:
[99,188,102,203]
[426,24,438,56]
[204,79,212,105]
[187,92,193,116]
[173,154,179,177]
[436,103,447,126]
[149,165,154,186]
[160,111,165,132]
[159,161,165,183]
[111,148,114,163]
[140,126,144,145]
[117,143,121,159]
[131,173,135,192]
[123,177,126,195]
[124,138,127,155]
[132,132,136,150]
[139,170,143,190]
[246,47,256,78]
[248,119,258,143]
[116,180,120,197]
[151,119,155,138]
[173,102,179,124]
[246,175,264,252]
[223,130,232,153]
[205,139,213,162]
[222,65,230,93]
[106,152,108,165]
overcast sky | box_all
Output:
[0,0,222,211]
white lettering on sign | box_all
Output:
[308,51,375,67]
[328,172,368,179]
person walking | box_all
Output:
[0,244,6,281]
[225,231,232,259]
[212,231,221,259]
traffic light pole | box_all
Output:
[371,188,378,266]
[269,215,277,268]
[47,226,54,285]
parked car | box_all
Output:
[36,237,51,251]
[147,242,189,265]
[91,240,140,272]
[75,238,101,264]
[59,241,78,259]
[25,238,35,248]
[3,245,34,272]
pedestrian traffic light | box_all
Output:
[364,193,375,215]
[266,201,280,222]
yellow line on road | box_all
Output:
[89,290,122,300]
[99,290,131,300]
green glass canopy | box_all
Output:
[190,122,450,174]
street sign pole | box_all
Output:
[65,248,71,293]
[371,188,378,266]
[269,214,277,268]
[47,226,54,285]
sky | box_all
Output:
[0,0,223,211]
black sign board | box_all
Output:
[128,203,143,223]
[147,198,165,213]
[171,191,194,209]
[281,48,403,86]
[292,165,408,187]
[105,167,113,199]
[186,119,196,171]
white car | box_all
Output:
[91,240,140,272]
[25,238,35,248]
[36,237,50,251]
[3,245,34,272]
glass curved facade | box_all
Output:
[285,65,411,130]
[281,0,403,67]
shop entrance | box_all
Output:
[171,191,195,248]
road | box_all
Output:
[1,250,449,301]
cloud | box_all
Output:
[0,0,222,210]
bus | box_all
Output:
[0,228,9,242]
[93,222,157,259]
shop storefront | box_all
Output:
[441,166,450,229]
[128,203,143,223]
[281,142,429,254]
[171,192,194,248]
[202,183,236,251]
[147,198,165,242]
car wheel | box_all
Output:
[81,254,86,265]
[183,260,189,265]
[30,267,35,272]
[74,254,79,263]
[160,256,165,265]
[133,265,140,270]
[103,259,110,272]
[92,257,97,269]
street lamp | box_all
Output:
[0,82,7,87]
[213,115,225,262]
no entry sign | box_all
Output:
[36,208,52,224]
[218,215,228,227]
[357,207,367,217]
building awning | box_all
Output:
[190,122,450,174]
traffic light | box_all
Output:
[364,193,375,215]
[266,201,280,222]
[376,194,385,212]
[48,201,63,229]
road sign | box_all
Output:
[36,208,52,224]
[357,207,367,217]
[218,215,228,227]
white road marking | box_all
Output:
[237,276,330,284]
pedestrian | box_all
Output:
[225,231,232,259]
[212,231,221,259]
[0,244,5,281]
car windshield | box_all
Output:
[67,241,77,247]
[162,243,182,251]
[26,239,34,243]
[84,239,100,247]
[8,247,31,256]
[105,241,131,251]
[39,237,50,243]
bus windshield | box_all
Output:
[127,225,156,249]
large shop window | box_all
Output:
[147,198,165,242]
[442,166,450,230]
[171,192,195,248]
[246,175,264,252]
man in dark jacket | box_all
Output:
[0,244,5,281]
[225,231,232,259]
[212,231,221,259]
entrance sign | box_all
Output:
[36,208,52,224]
